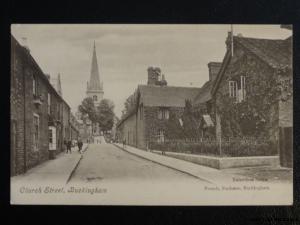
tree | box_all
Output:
[121,91,137,119]
[165,111,184,139]
[97,99,115,132]
[78,97,97,122]
[182,99,200,139]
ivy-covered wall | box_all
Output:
[144,106,184,143]
[214,46,292,141]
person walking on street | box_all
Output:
[123,138,126,149]
[66,139,72,154]
[77,139,83,153]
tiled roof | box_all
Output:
[138,85,199,107]
[234,36,292,69]
[211,35,292,96]
[192,80,213,105]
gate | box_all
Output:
[279,127,293,168]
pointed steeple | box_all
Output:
[88,41,102,91]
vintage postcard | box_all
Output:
[10,24,293,205]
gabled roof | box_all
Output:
[211,35,292,96]
[138,85,199,107]
[234,36,292,69]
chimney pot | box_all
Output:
[147,66,161,85]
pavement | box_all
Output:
[11,144,88,185]
[113,143,292,185]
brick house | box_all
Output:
[11,35,73,175]
[117,67,199,149]
[210,32,292,166]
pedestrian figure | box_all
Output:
[64,139,67,151]
[123,138,126,149]
[77,139,83,153]
[66,140,72,154]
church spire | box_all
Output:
[88,41,102,91]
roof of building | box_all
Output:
[138,85,200,107]
[211,35,292,96]
[234,36,292,69]
[11,35,71,109]
[192,80,213,105]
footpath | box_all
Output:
[11,144,88,185]
[114,143,247,184]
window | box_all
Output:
[33,114,39,151]
[229,76,246,103]
[33,76,36,95]
[47,93,51,114]
[158,108,169,119]
[239,75,246,102]
[57,103,60,117]
[49,129,53,144]
[157,129,165,143]
[229,80,238,99]
[49,126,57,150]
[93,95,97,101]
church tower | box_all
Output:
[86,41,104,107]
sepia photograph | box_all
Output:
[10,24,293,205]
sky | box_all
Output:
[11,24,292,118]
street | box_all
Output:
[70,143,199,183]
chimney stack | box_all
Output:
[207,62,222,81]
[147,67,161,85]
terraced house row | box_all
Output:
[10,35,80,176]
